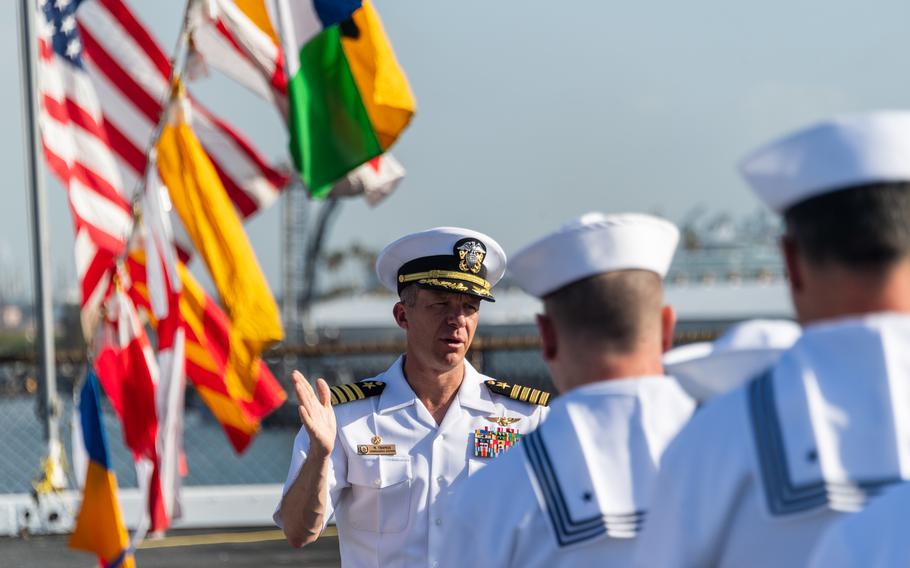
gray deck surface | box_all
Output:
[0,527,341,568]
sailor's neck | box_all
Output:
[554,350,664,394]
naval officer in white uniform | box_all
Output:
[275,227,550,567]
[441,213,696,568]
[636,111,910,567]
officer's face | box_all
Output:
[397,288,481,370]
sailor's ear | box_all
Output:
[537,313,558,361]
[660,305,676,353]
[781,235,804,293]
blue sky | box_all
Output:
[3,0,910,300]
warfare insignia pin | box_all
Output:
[473,426,522,458]
[357,435,397,456]
[455,239,487,274]
[486,416,521,427]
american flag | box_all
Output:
[37,0,133,335]
[73,0,290,230]
[37,0,290,535]
[36,0,291,335]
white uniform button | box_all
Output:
[433,562,439,568]
[437,476,445,483]
[435,517,443,526]
[373,478,381,486]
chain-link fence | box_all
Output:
[0,323,727,497]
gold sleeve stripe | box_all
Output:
[350,383,365,400]
[519,386,531,402]
[339,384,359,401]
[329,381,386,406]
[485,379,551,407]
[330,386,348,404]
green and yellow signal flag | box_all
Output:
[272,0,416,197]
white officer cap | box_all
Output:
[740,111,910,213]
[510,212,680,298]
[664,319,801,402]
[375,227,506,301]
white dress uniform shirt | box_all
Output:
[808,482,910,568]
[274,356,548,568]
[636,313,910,568]
[441,376,695,568]
[663,319,801,403]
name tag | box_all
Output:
[357,435,396,456]
[357,444,397,456]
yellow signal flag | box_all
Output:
[156,98,283,386]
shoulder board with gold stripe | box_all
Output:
[484,379,551,407]
[330,380,386,406]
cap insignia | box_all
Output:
[456,239,486,274]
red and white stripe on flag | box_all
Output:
[75,0,290,219]
[94,278,160,472]
[105,172,187,535]
[36,0,134,336]
[67,0,289,264]
[94,275,172,533]
[141,169,185,532]
[188,0,288,111]
[329,155,407,207]
[37,0,291,336]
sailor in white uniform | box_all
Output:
[274,227,550,568]
[636,111,910,567]
[663,319,801,403]
[441,213,696,568]
[808,481,910,568]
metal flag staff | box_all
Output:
[17,0,64,507]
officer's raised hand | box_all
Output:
[280,371,337,548]
[292,371,336,457]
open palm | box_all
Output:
[292,371,337,457]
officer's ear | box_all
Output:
[536,313,558,361]
[393,302,409,330]
[660,305,676,353]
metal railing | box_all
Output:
[0,326,726,496]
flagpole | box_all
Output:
[17,0,61,464]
